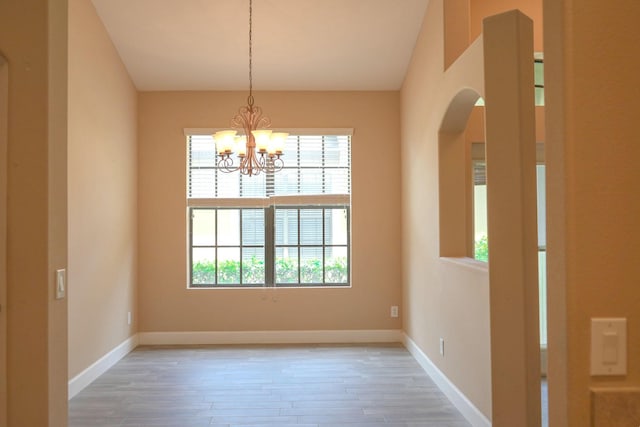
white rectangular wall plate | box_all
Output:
[590,318,626,376]
[55,269,66,300]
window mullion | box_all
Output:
[322,208,326,284]
[214,209,218,285]
[297,208,301,284]
[265,206,274,287]
[239,209,243,285]
[189,208,194,285]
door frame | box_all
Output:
[0,54,9,427]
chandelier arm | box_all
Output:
[271,157,284,172]
[217,155,239,173]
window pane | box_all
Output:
[217,210,240,246]
[242,248,265,284]
[192,247,216,285]
[217,247,240,284]
[217,171,240,198]
[473,160,488,262]
[325,208,348,245]
[274,169,298,195]
[191,209,215,246]
[242,209,264,245]
[283,137,299,167]
[300,168,323,194]
[275,209,298,245]
[276,247,298,284]
[300,247,323,283]
[535,60,545,106]
[189,136,216,167]
[324,136,349,167]
[300,209,323,245]
[189,169,215,198]
[324,169,349,194]
[299,136,323,167]
[240,173,266,197]
[537,165,546,247]
[325,246,348,284]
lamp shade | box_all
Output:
[252,129,273,152]
[214,130,237,154]
[270,132,288,154]
[235,135,247,156]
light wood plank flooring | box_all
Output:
[69,344,471,427]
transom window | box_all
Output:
[187,132,351,288]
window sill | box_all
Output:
[439,256,489,273]
[187,284,352,290]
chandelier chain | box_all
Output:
[248,0,253,106]
[215,0,285,177]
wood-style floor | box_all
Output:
[69,344,471,427]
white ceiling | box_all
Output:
[91,0,429,91]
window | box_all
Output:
[534,55,544,106]
[471,143,488,262]
[187,133,351,288]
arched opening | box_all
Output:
[438,88,483,259]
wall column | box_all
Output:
[483,10,541,426]
[0,0,68,425]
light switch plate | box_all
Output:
[591,318,626,376]
[55,269,66,300]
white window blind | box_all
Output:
[188,134,351,199]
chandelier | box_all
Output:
[214,0,286,176]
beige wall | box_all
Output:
[445,0,543,68]
[544,0,640,425]
[138,91,401,333]
[401,0,492,418]
[0,0,68,425]
[470,0,543,51]
[68,0,138,379]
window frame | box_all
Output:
[185,129,353,289]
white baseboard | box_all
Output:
[68,334,139,399]
[138,329,403,346]
[403,334,491,427]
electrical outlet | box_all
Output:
[127,311,132,325]
[390,305,399,318]
[439,338,445,356]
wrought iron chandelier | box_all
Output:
[214,0,286,176]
